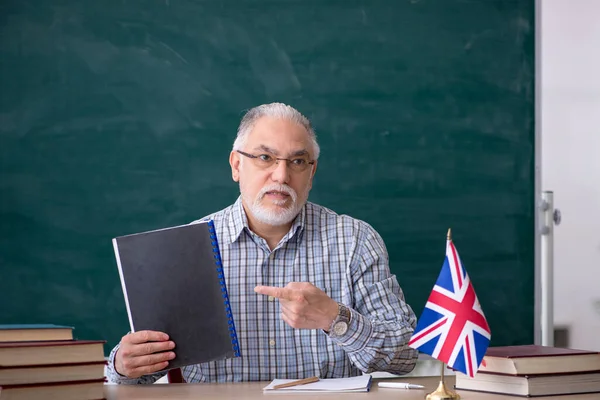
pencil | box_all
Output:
[273,376,320,389]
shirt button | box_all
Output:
[268,296,275,302]
[269,339,276,347]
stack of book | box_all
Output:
[455,345,600,397]
[0,324,106,400]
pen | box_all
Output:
[378,382,425,390]
[273,376,320,389]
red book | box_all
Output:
[0,361,106,385]
[478,345,600,375]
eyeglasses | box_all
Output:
[236,150,315,173]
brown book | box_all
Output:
[455,370,600,397]
[0,325,73,342]
[0,361,106,385]
[0,340,105,367]
[0,378,105,400]
[478,345,600,375]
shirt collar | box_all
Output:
[287,202,306,242]
[227,196,306,245]
[227,196,249,244]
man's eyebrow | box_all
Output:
[289,149,309,157]
[252,145,310,157]
[253,145,279,155]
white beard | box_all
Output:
[242,183,308,226]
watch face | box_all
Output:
[333,321,348,336]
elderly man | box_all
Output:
[106,103,418,384]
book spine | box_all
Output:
[208,220,241,357]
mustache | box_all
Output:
[257,183,298,203]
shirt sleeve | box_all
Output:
[105,343,166,384]
[327,221,419,375]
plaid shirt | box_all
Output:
[107,197,417,384]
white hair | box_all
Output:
[232,102,320,160]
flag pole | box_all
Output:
[425,229,461,400]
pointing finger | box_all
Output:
[254,285,292,300]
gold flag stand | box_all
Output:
[426,361,460,400]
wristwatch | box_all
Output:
[328,303,351,336]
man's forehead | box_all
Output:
[246,118,312,154]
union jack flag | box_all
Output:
[408,236,491,377]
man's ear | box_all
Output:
[229,151,241,182]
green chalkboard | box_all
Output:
[0,0,535,354]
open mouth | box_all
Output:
[264,191,290,200]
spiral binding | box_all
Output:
[207,220,240,357]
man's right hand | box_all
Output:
[114,330,176,378]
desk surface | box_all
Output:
[104,376,600,400]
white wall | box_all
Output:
[541,0,600,351]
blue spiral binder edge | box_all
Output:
[207,220,241,357]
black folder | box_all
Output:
[112,221,240,370]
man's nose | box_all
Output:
[270,159,291,184]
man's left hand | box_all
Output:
[254,282,339,330]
